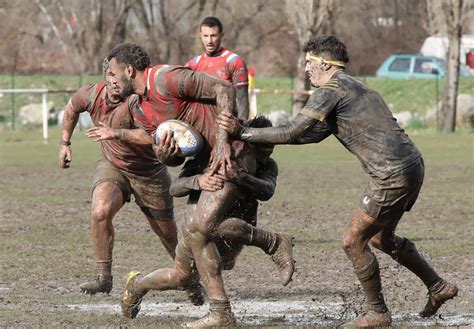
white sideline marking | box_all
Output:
[65,300,474,326]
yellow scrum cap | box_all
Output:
[305,53,345,68]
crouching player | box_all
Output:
[120,116,294,326]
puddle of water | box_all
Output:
[65,300,474,326]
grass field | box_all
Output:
[0,127,473,327]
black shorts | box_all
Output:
[359,157,424,219]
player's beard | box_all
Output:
[120,77,134,98]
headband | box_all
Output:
[305,53,345,68]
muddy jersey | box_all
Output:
[185,48,248,87]
[69,83,161,175]
[172,156,278,225]
[298,71,421,179]
[131,65,245,157]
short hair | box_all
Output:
[247,115,273,128]
[102,57,109,77]
[106,43,150,71]
[200,16,223,32]
[303,35,349,64]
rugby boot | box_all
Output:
[419,280,458,318]
[121,271,148,319]
[343,310,392,328]
[270,233,295,286]
[181,310,236,328]
[79,274,112,295]
[185,280,206,306]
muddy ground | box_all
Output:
[0,133,473,327]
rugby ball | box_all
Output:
[155,119,203,157]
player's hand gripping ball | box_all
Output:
[155,120,203,157]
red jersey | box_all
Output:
[69,83,162,175]
[185,48,248,87]
[467,52,474,70]
[131,65,225,154]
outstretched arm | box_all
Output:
[218,112,326,144]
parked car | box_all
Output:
[376,54,473,79]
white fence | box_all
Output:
[0,88,50,141]
[0,87,314,141]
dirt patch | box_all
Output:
[1,137,473,327]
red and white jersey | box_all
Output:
[69,83,161,175]
[185,48,248,87]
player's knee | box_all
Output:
[195,219,216,237]
[174,269,192,288]
[369,235,383,250]
[90,202,115,223]
[341,232,355,254]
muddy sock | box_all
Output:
[97,260,112,278]
[354,254,388,313]
[217,218,278,254]
[249,226,279,255]
[209,299,232,315]
[392,238,441,288]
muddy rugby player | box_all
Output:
[92,43,294,327]
[58,59,196,299]
[120,116,293,326]
[186,16,249,119]
[218,35,458,327]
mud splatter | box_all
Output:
[65,300,474,326]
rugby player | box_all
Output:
[95,43,293,327]
[120,116,291,326]
[59,59,203,306]
[217,35,458,327]
[186,16,249,119]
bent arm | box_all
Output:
[169,175,201,197]
[238,158,278,201]
[113,128,153,145]
[169,160,203,197]
[238,171,276,201]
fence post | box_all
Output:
[11,71,15,130]
[42,92,48,141]
[290,75,294,114]
[435,74,439,131]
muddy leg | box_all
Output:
[80,182,124,294]
[342,208,392,327]
[370,219,458,317]
[217,217,295,286]
[146,217,178,259]
[185,184,237,327]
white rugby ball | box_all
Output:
[155,119,203,157]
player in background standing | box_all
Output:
[186,16,249,120]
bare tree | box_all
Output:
[285,0,337,116]
[440,0,463,132]
[425,0,469,132]
[33,0,133,73]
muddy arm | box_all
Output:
[235,86,249,120]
